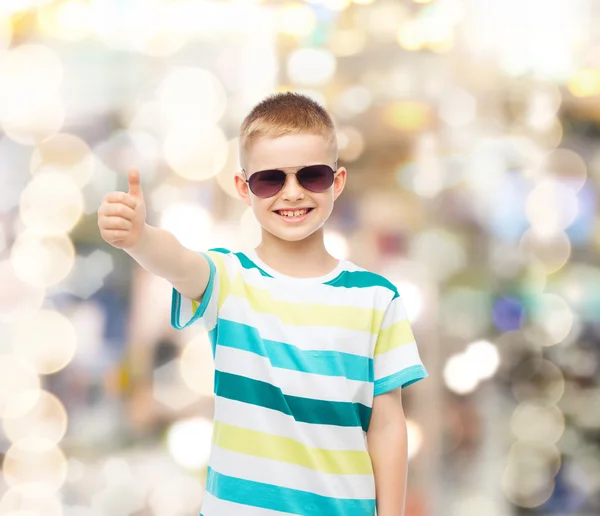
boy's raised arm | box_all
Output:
[97,167,210,301]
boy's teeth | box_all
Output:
[280,209,308,217]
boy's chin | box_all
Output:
[263,224,320,243]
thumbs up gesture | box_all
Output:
[98,167,147,250]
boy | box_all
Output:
[98,92,428,516]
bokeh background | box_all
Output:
[0,0,599,515]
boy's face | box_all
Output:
[235,133,346,243]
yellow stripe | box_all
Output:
[227,274,384,334]
[374,319,415,356]
[213,421,373,475]
[206,251,232,309]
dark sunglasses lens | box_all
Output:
[297,165,335,192]
[249,170,286,197]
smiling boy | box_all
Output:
[98,92,428,516]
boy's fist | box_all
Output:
[97,167,147,250]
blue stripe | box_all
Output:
[208,248,273,277]
[206,467,376,515]
[215,371,371,431]
[170,252,216,330]
[374,365,428,396]
[216,319,373,382]
[323,270,399,299]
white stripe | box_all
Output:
[214,397,367,451]
[219,295,377,355]
[201,491,293,516]
[374,342,423,382]
[216,346,373,406]
[209,445,376,500]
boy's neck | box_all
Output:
[255,229,339,279]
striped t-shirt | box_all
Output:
[171,248,428,516]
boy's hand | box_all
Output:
[97,167,147,250]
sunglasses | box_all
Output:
[243,164,337,198]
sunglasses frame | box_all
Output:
[242,162,339,198]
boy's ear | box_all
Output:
[234,172,252,206]
[333,167,347,201]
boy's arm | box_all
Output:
[366,387,408,516]
[126,224,210,301]
[98,167,210,301]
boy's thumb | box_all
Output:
[128,168,143,198]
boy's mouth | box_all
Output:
[274,207,314,220]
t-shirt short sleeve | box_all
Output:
[373,294,428,396]
[170,249,233,332]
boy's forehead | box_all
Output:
[244,133,335,171]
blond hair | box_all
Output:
[240,92,337,166]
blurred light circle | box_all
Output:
[31,133,95,188]
[465,340,500,380]
[395,282,423,324]
[38,0,92,42]
[541,148,587,192]
[0,484,62,516]
[324,230,349,259]
[278,3,316,36]
[158,67,227,125]
[511,358,565,405]
[334,86,372,118]
[166,418,213,470]
[19,173,84,236]
[3,96,65,146]
[0,356,40,418]
[492,296,525,332]
[0,261,45,323]
[409,229,467,282]
[10,309,77,375]
[126,2,187,57]
[216,138,242,199]
[439,88,477,128]
[0,44,63,105]
[287,48,336,87]
[568,68,600,98]
[239,207,262,251]
[534,117,563,149]
[159,202,213,252]
[519,229,571,275]
[164,123,228,181]
[10,231,75,288]
[453,495,501,516]
[179,332,214,398]
[397,20,424,51]
[385,101,432,132]
[147,473,203,516]
[329,29,367,56]
[3,390,68,446]
[526,180,578,238]
[440,288,491,340]
[406,419,423,461]
[444,353,479,395]
[509,82,562,129]
[337,126,365,162]
[94,129,161,183]
[510,402,565,444]
[503,442,559,507]
[532,293,574,346]
[0,15,12,50]
[3,439,68,491]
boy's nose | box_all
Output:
[280,173,305,200]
